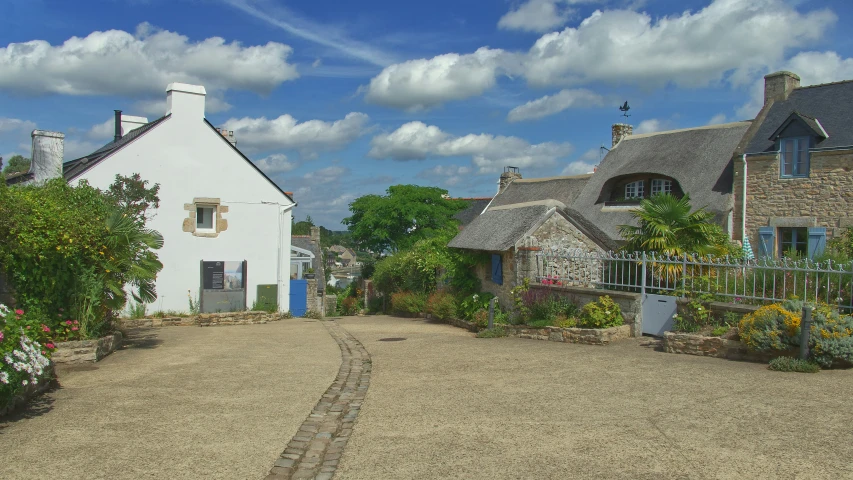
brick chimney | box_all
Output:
[499,166,522,193]
[30,130,64,184]
[166,83,206,119]
[764,71,800,105]
[310,226,321,245]
[612,123,633,147]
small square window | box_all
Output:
[778,227,807,258]
[625,181,644,199]
[651,179,672,196]
[196,206,215,231]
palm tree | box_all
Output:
[619,194,725,258]
[101,209,164,311]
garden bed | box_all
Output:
[428,314,630,345]
[119,311,288,328]
[52,332,123,364]
[0,363,55,418]
[662,332,797,363]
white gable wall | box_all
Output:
[70,86,293,313]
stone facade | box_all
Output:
[530,285,643,337]
[119,310,289,328]
[504,324,631,345]
[663,332,797,363]
[612,123,633,147]
[52,332,123,364]
[475,249,517,307]
[738,150,853,249]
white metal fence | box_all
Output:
[535,249,853,311]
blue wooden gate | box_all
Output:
[289,279,308,317]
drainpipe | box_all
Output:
[276,202,296,312]
[741,154,748,244]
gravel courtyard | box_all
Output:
[0,320,340,480]
[336,316,853,480]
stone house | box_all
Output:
[735,71,853,259]
[5,83,299,313]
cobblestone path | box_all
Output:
[265,320,371,480]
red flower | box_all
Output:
[46,342,56,349]
[71,326,79,331]
[66,320,73,325]
[15,309,24,315]
[42,325,51,333]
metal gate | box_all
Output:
[642,294,676,336]
[290,279,308,317]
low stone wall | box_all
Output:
[446,316,478,333]
[119,311,289,328]
[0,364,55,418]
[529,285,643,337]
[504,324,632,345]
[52,332,123,364]
[663,332,796,363]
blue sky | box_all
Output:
[2,0,853,228]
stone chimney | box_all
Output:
[30,130,64,183]
[612,123,633,147]
[310,226,321,245]
[166,83,206,119]
[764,71,800,105]
[499,166,522,193]
[216,128,237,147]
[121,114,149,136]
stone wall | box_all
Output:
[740,150,853,248]
[324,294,338,316]
[475,250,516,307]
[504,324,631,345]
[517,214,605,286]
[119,310,289,328]
[52,332,123,364]
[663,332,797,362]
[529,285,643,336]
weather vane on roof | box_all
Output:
[619,101,631,119]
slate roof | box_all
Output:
[490,175,592,209]
[746,80,853,153]
[572,121,752,241]
[453,197,492,227]
[448,204,553,252]
[292,236,325,292]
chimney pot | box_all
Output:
[30,130,65,184]
[310,226,321,245]
[114,110,122,142]
[612,123,633,147]
[498,166,522,193]
[764,71,800,105]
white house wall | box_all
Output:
[71,113,293,313]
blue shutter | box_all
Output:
[807,227,827,259]
[491,254,503,285]
[758,227,776,258]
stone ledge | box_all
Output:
[430,314,630,345]
[0,364,56,418]
[52,332,123,364]
[663,332,796,362]
[119,311,289,329]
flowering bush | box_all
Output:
[457,292,494,321]
[340,297,359,316]
[426,291,457,321]
[739,304,801,351]
[539,276,563,286]
[390,291,427,316]
[1,304,54,408]
[577,296,624,329]
[672,294,716,333]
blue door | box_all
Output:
[290,279,308,317]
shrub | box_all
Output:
[251,299,277,313]
[739,304,801,351]
[556,316,577,329]
[807,309,853,368]
[672,294,715,333]
[476,326,507,338]
[458,292,495,321]
[390,291,427,316]
[523,290,578,326]
[367,297,384,314]
[341,297,359,316]
[768,357,820,373]
[577,296,624,329]
[710,326,729,336]
[1,304,54,409]
[426,291,457,320]
[472,309,488,329]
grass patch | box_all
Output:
[710,326,730,336]
[768,356,820,373]
[476,326,508,338]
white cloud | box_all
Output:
[523,0,835,88]
[707,113,728,125]
[222,112,370,154]
[507,88,606,122]
[63,138,103,160]
[560,147,600,175]
[0,117,36,135]
[0,22,299,96]
[634,119,669,134]
[498,0,587,33]
[134,95,233,117]
[302,166,349,184]
[369,121,573,173]
[254,153,297,174]
[87,119,114,140]
[416,164,473,187]
[363,48,511,110]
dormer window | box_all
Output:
[651,179,672,196]
[780,137,810,177]
[625,181,644,199]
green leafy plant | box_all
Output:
[710,325,729,336]
[390,291,427,316]
[250,298,277,313]
[476,326,508,338]
[458,292,495,321]
[768,357,820,373]
[426,291,457,320]
[127,300,147,319]
[672,293,716,333]
[340,297,359,316]
[188,291,201,315]
[577,296,624,329]
[556,316,577,329]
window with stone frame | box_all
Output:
[780,137,810,177]
[624,181,644,199]
[196,205,217,233]
[778,227,808,258]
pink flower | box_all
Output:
[15,309,23,315]
[42,325,51,333]
[73,320,79,325]
[66,320,73,325]
[46,343,55,349]
[71,326,78,331]
[0,332,4,342]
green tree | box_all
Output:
[105,173,160,225]
[343,185,467,253]
[292,215,314,236]
[2,155,31,175]
[618,194,726,257]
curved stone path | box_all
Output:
[265,320,371,480]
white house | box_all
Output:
[9,83,296,313]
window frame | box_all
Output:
[777,227,808,258]
[196,205,217,233]
[624,180,645,199]
[779,136,811,178]
[651,179,672,196]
